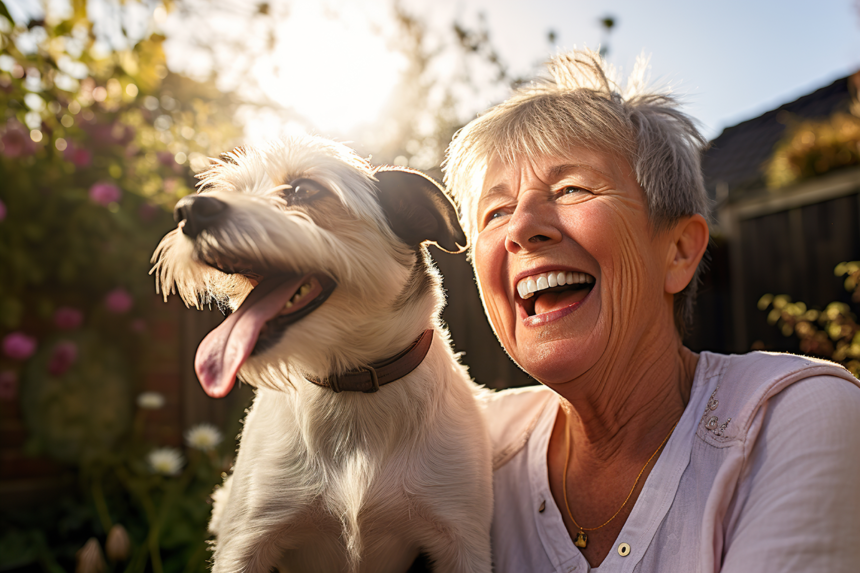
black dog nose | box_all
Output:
[174,195,228,238]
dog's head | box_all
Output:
[151,135,466,397]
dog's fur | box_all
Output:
[151,136,492,573]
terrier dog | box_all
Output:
[150,136,492,573]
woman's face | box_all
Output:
[473,146,678,386]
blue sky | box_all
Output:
[440,0,860,138]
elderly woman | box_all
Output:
[443,50,860,572]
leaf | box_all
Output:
[0,1,13,23]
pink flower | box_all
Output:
[64,143,92,167]
[48,341,78,376]
[89,182,122,207]
[2,332,37,360]
[130,319,146,333]
[0,371,17,400]
[1,121,37,157]
[0,199,6,221]
[105,288,133,314]
[54,306,84,330]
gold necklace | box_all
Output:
[561,416,678,549]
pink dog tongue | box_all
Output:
[195,277,303,397]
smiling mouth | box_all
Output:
[516,271,595,318]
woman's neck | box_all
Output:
[552,335,698,469]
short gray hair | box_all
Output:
[443,49,709,336]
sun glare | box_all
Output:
[253,2,406,138]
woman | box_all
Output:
[443,50,860,572]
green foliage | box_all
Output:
[21,330,132,463]
[758,261,860,377]
[0,425,233,573]
[766,112,860,188]
[0,1,246,569]
[0,4,243,331]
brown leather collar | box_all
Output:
[307,330,434,393]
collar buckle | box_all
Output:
[361,365,380,393]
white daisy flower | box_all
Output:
[184,423,223,452]
[147,447,184,476]
[136,391,165,409]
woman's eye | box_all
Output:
[561,185,586,195]
[486,209,509,223]
[479,208,507,230]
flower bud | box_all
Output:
[75,538,105,573]
[105,524,131,562]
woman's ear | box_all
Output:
[665,214,709,295]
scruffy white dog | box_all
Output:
[150,136,492,573]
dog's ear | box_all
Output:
[373,167,468,254]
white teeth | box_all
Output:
[284,300,294,309]
[516,271,595,300]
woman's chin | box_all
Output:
[511,332,607,387]
[510,291,606,381]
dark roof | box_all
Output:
[701,73,858,201]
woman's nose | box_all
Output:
[504,195,562,254]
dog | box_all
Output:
[150,136,493,573]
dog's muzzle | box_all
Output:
[174,195,228,238]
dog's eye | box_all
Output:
[286,179,326,204]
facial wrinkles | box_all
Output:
[484,162,587,349]
[481,152,664,394]
[476,161,544,354]
[588,199,672,421]
[474,229,514,352]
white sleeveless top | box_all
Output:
[481,352,860,573]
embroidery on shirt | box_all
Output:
[701,387,732,437]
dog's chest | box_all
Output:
[239,387,428,499]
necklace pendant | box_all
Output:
[574,531,588,548]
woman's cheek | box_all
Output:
[601,215,663,334]
[473,231,512,339]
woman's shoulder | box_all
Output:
[698,354,860,571]
[695,351,860,446]
[477,385,556,470]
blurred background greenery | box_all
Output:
[1,0,859,571]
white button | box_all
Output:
[618,542,631,557]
